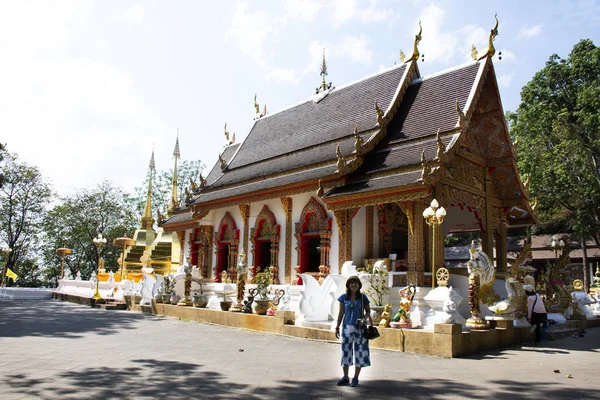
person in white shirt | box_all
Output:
[524,284,547,343]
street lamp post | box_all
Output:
[56,248,73,280]
[1,247,13,288]
[93,233,107,301]
[423,199,447,289]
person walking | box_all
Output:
[334,275,373,387]
[524,284,547,343]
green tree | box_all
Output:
[41,181,139,285]
[133,160,205,223]
[507,39,600,247]
[0,153,53,287]
[0,142,6,188]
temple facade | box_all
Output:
[160,20,534,287]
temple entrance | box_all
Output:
[295,197,332,283]
[214,212,239,282]
[377,203,409,259]
[250,205,280,280]
[255,240,272,273]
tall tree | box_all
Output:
[507,39,600,247]
[0,153,53,286]
[0,142,6,188]
[41,181,139,285]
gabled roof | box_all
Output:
[188,63,413,211]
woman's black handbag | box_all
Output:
[360,294,380,340]
[366,325,380,340]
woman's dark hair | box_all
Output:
[345,276,362,298]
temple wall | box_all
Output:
[352,207,366,266]
[249,198,286,283]
[210,206,243,272]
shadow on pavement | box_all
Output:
[2,358,600,399]
[0,299,163,339]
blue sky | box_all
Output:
[1,0,599,195]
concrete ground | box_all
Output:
[0,300,599,400]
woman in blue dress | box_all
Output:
[334,275,373,387]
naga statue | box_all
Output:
[466,244,494,329]
[543,242,573,317]
[489,238,532,319]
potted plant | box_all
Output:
[220,289,232,311]
[253,269,272,315]
[192,280,209,308]
[359,264,391,325]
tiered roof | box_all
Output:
[162,54,534,230]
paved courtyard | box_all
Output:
[0,300,599,399]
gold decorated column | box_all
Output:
[239,204,250,260]
[365,205,374,259]
[280,197,292,284]
[483,174,494,261]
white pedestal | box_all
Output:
[422,286,466,330]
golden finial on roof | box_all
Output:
[478,13,499,60]
[317,179,324,198]
[354,125,365,155]
[198,172,207,189]
[224,123,230,143]
[254,94,260,114]
[456,100,469,132]
[261,104,267,118]
[471,44,479,61]
[399,21,422,63]
[434,129,446,162]
[219,153,226,169]
[375,100,384,127]
[419,149,430,183]
[316,48,332,94]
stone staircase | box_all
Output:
[93,299,128,311]
[544,323,581,340]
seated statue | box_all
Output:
[379,303,392,328]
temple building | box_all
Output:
[160,18,534,287]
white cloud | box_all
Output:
[497,72,515,88]
[0,0,165,194]
[518,24,542,39]
[332,0,391,27]
[338,35,373,64]
[123,3,145,24]
[281,0,323,21]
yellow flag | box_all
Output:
[6,268,18,281]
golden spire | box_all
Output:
[478,14,499,60]
[316,48,331,94]
[141,150,156,230]
[167,131,181,216]
[254,94,260,114]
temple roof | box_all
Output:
[162,56,534,231]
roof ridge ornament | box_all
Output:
[254,94,260,115]
[315,48,332,94]
[219,153,227,169]
[400,21,422,63]
[224,123,235,146]
[473,14,499,61]
[316,179,324,198]
[456,100,469,132]
[434,129,447,163]
[353,125,365,156]
[254,94,268,119]
[375,100,385,127]
[418,149,431,184]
